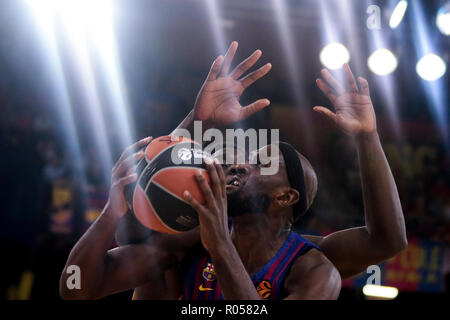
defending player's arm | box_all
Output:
[309,64,407,279]
[59,138,175,299]
[172,41,272,140]
[284,249,341,300]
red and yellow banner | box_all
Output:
[343,237,445,292]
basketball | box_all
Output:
[123,135,211,235]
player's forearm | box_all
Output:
[356,131,407,254]
[210,243,261,300]
[171,109,195,136]
[60,205,119,299]
[171,110,216,144]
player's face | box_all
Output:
[219,144,289,216]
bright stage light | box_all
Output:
[389,1,408,29]
[29,0,113,21]
[368,49,398,76]
[320,43,350,70]
[52,0,113,38]
[363,285,399,299]
[27,0,135,180]
[416,54,447,81]
[437,2,450,36]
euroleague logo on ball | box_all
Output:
[176,147,212,163]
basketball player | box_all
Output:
[60,42,407,299]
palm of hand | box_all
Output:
[195,77,245,126]
[192,42,271,128]
[315,64,377,137]
[332,93,376,136]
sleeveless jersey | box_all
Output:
[181,231,319,300]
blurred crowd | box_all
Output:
[306,131,450,245]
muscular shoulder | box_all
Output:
[286,249,335,282]
[301,234,324,247]
[283,248,341,300]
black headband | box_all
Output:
[278,142,308,221]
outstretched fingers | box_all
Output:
[358,77,370,96]
[313,106,338,126]
[316,78,338,103]
[219,41,238,77]
[343,63,359,93]
[240,63,272,89]
[230,49,262,80]
[320,69,346,95]
[241,99,271,119]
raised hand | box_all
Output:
[314,63,376,137]
[194,41,272,127]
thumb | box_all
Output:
[241,99,270,119]
[313,106,338,124]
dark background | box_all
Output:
[0,0,449,300]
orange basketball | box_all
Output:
[124,136,211,234]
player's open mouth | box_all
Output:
[226,176,242,190]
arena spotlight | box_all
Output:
[205,0,227,55]
[362,284,399,299]
[27,0,135,182]
[319,43,350,70]
[416,54,447,81]
[437,2,450,36]
[389,1,408,29]
[368,49,398,76]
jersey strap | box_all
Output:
[182,231,320,300]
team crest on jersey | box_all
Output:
[202,263,216,282]
[256,280,272,299]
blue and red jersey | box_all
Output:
[181,231,319,300]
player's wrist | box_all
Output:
[355,130,380,146]
[102,201,124,222]
[207,238,234,261]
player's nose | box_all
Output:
[226,163,250,176]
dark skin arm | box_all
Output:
[61,42,272,300]
[184,159,341,300]
[177,61,407,283]
[65,42,272,300]
[284,249,341,300]
[305,64,408,279]
[59,138,194,300]
[184,158,260,299]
